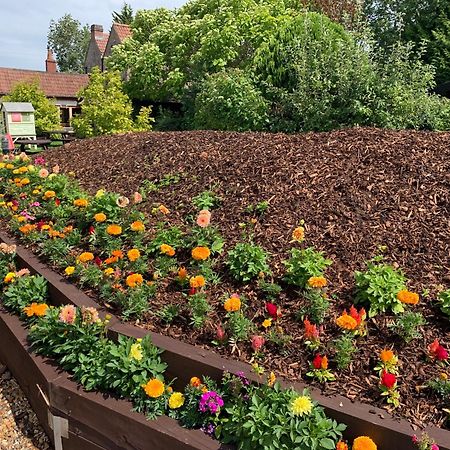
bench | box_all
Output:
[14,139,52,152]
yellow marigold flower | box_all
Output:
[380,349,395,363]
[292,226,305,242]
[336,313,358,330]
[6,164,14,169]
[95,189,104,198]
[224,296,241,312]
[130,221,145,232]
[291,395,313,416]
[41,224,51,231]
[104,267,114,276]
[32,189,40,195]
[158,204,170,214]
[65,266,75,276]
[336,441,349,450]
[307,276,327,288]
[73,198,88,207]
[397,290,419,305]
[23,303,48,317]
[168,392,185,409]
[160,244,175,257]
[267,371,276,387]
[143,378,165,398]
[94,212,106,222]
[190,377,202,387]
[129,342,143,361]
[78,252,94,263]
[20,178,30,186]
[440,373,448,381]
[126,273,144,288]
[43,190,56,200]
[189,275,205,289]
[262,318,272,328]
[4,272,16,283]
[18,166,28,173]
[17,216,26,223]
[178,267,188,279]
[352,436,377,450]
[106,224,122,236]
[191,246,211,261]
[127,248,141,262]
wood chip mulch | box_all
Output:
[44,127,450,430]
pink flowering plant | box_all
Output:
[412,433,440,450]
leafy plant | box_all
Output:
[284,247,332,288]
[333,335,357,370]
[389,311,425,343]
[3,275,47,314]
[148,224,184,253]
[226,311,254,342]
[192,190,222,210]
[246,200,269,216]
[427,375,450,399]
[257,279,282,300]
[188,293,211,329]
[354,256,407,317]
[297,287,331,324]
[438,289,450,319]
[227,242,270,282]
[156,304,180,324]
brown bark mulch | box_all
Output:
[44,127,450,430]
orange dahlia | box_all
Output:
[191,246,211,261]
[397,290,419,305]
[307,276,327,288]
[143,379,165,398]
[106,224,122,236]
[380,349,395,363]
[23,302,48,317]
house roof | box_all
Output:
[0,68,89,99]
[1,102,35,112]
[95,31,110,54]
[112,23,132,42]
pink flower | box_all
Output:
[59,305,77,324]
[15,268,30,278]
[196,210,211,228]
[52,164,60,174]
[251,335,265,352]
[216,324,226,342]
[431,444,440,450]
[34,156,45,165]
[411,435,418,444]
[38,168,49,178]
[133,192,143,204]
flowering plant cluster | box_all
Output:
[375,349,400,408]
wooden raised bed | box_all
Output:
[1,231,450,450]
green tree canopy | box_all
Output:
[2,80,60,134]
[112,2,134,24]
[48,14,89,73]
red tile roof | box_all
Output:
[112,23,132,42]
[95,32,110,54]
[0,68,89,99]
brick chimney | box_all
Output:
[91,24,104,40]
[45,47,57,73]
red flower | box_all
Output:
[216,324,226,342]
[94,256,102,267]
[266,302,278,319]
[55,198,61,206]
[349,305,366,325]
[189,287,196,296]
[313,354,323,370]
[251,335,265,352]
[381,370,397,389]
[36,220,46,231]
[89,225,95,235]
[437,345,449,361]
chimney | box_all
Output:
[45,47,57,73]
[91,24,104,40]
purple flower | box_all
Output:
[200,423,216,436]
[236,371,250,386]
[198,391,224,415]
[34,156,46,165]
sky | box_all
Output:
[0,0,186,71]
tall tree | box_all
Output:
[112,3,134,25]
[48,14,89,73]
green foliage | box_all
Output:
[72,68,153,138]
[112,283,157,320]
[297,287,331,324]
[227,242,270,282]
[333,334,357,370]
[220,384,345,449]
[112,2,134,25]
[226,311,254,342]
[155,304,180,324]
[47,14,89,73]
[40,238,71,266]
[3,275,47,314]
[192,190,222,210]
[257,279,282,300]
[438,289,450,319]
[428,376,450,399]
[188,293,211,329]
[148,224,184,253]
[284,247,332,289]
[389,311,425,343]
[246,200,269,216]
[354,257,407,317]
[194,69,269,131]
[2,80,60,134]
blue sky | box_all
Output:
[0,0,186,71]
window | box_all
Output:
[11,113,22,122]
[22,113,31,122]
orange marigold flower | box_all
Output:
[24,302,48,317]
[130,220,145,232]
[104,256,119,265]
[79,252,94,263]
[352,436,377,450]
[292,226,305,242]
[111,250,124,258]
[106,224,122,235]
[126,273,144,288]
[73,198,88,207]
[397,290,419,305]
[336,441,348,450]
[178,267,188,279]
[158,205,170,214]
[190,377,202,387]
[307,276,327,288]
[19,224,37,234]
[380,349,395,363]
[189,275,205,289]
[336,312,358,330]
[191,246,211,261]
[43,190,56,200]
[127,248,141,262]
[224,296,241,312]
[143,378,165,398]
[94,212,106,222]
[160,244,175,257]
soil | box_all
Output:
[42,127,450,430]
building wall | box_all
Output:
[85,42,102,73]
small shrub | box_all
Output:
[438,289,450,319]
[389,311,425,343]
[227,242,270,282]
[3,275,47,314]
[192,190,222,210]
[148,225,184,253]
[428,376,450,399]
[188,293,211,329]
[246,200,269,216]
[297,287,331,324]
[257,279,282,300]
[333,335,357,370]
[227,311,254,342]
[284,247,332,288]
[156,304,180,324]
[354,257,407,317]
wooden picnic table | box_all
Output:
[14,139,52,152]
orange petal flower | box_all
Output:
[160,244,175,257]
[106,224,122,235]
[143,378,165,398]
[380,349,395,363]
[189,275,205,289]
[307,276,327,288]
[397,290,419,305]
[191,246,211,261]
[224,296,241,312]
[336,312,358,330]
[127,248,141,262]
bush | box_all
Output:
[194,69,269,131]
[438,289,450,319]
[227,242,270,282]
